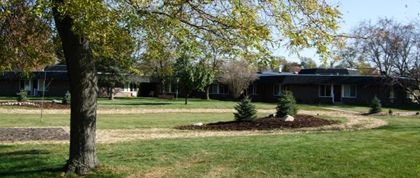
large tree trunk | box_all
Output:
[53,1,99,175]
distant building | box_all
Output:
[210,68,413,106]
[0,66,415,106]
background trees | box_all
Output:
[300,57,317,69]
[0,0,55,72]
[220,60,258,98]
[345,18,420,103]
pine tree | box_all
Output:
[276,91,298,117]
[234,96,257,122]
[369,96,382,114]
[16,90,28,102]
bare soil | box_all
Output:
[0,128,69,142]
[176,114,339,131]
[0,101,70,109]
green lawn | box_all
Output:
[97,97,278,110]
[1,99,420,177]
[1,116,420,177]
[0,113,236,129]
[0,96,277,110]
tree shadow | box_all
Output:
[0,149,64,177]
[374,125,420,132]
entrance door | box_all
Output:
[333,85,341,103]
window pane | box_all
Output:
[219,85,225,94]
[325,86,331,96]
[343,85,350,97]
[350,85,356,97]
[343,85,356,97]
[38,80,45,91]
[210,84,218,94]
[273,84,281,96]
[24,80,31,91]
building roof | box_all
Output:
[255,68,391,85]
[298,68,359,75]
[256,74,389,85]
[44,65,67,71]
[44,64,67,72]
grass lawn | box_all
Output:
[0,96,277,110]
[0,113,236,129]
[97,97,280,110]
[1,98,419,177]
[1,116,420,177]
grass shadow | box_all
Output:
[0,149,50,157]
[0,166,63,177]
[376,124,420,131]
[0,149,64,177]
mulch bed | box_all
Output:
[0,128,69,142]
[176,114,339,131]
[0,101,69,109]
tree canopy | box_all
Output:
[0,0,55,72]
[345,18,420,103]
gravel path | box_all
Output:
[0,108,387,144]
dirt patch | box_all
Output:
[0,128,69,142]
[176,114,339,131]
[0,101,70,109]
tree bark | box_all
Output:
[205,86,210,100]
[184,93,189,105]
[53,1,99,175]
[108,87,114,100]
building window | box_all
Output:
[123,83,130,92]
[209,84,219,94]
[130,83,138,92]
[219,84,228,94]
[319,85,331,97]
[342,85,357,98]
[20,80,32,91]
[273,83,281,96]
[209,84,228,94]
[248,85,259,95]
[38,80,46,91]
[389,87,395,99]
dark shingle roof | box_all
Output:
[44,65,67,71]
[255,73,388,85]
[299,68,359,75]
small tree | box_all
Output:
[276,91,298,117]
[369,96,382,114]
[62,91,71,105]
[234,96,257,122]
[16,90,28,102]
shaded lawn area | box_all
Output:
[1,117,420,177]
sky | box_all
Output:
[274,0,420,64]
